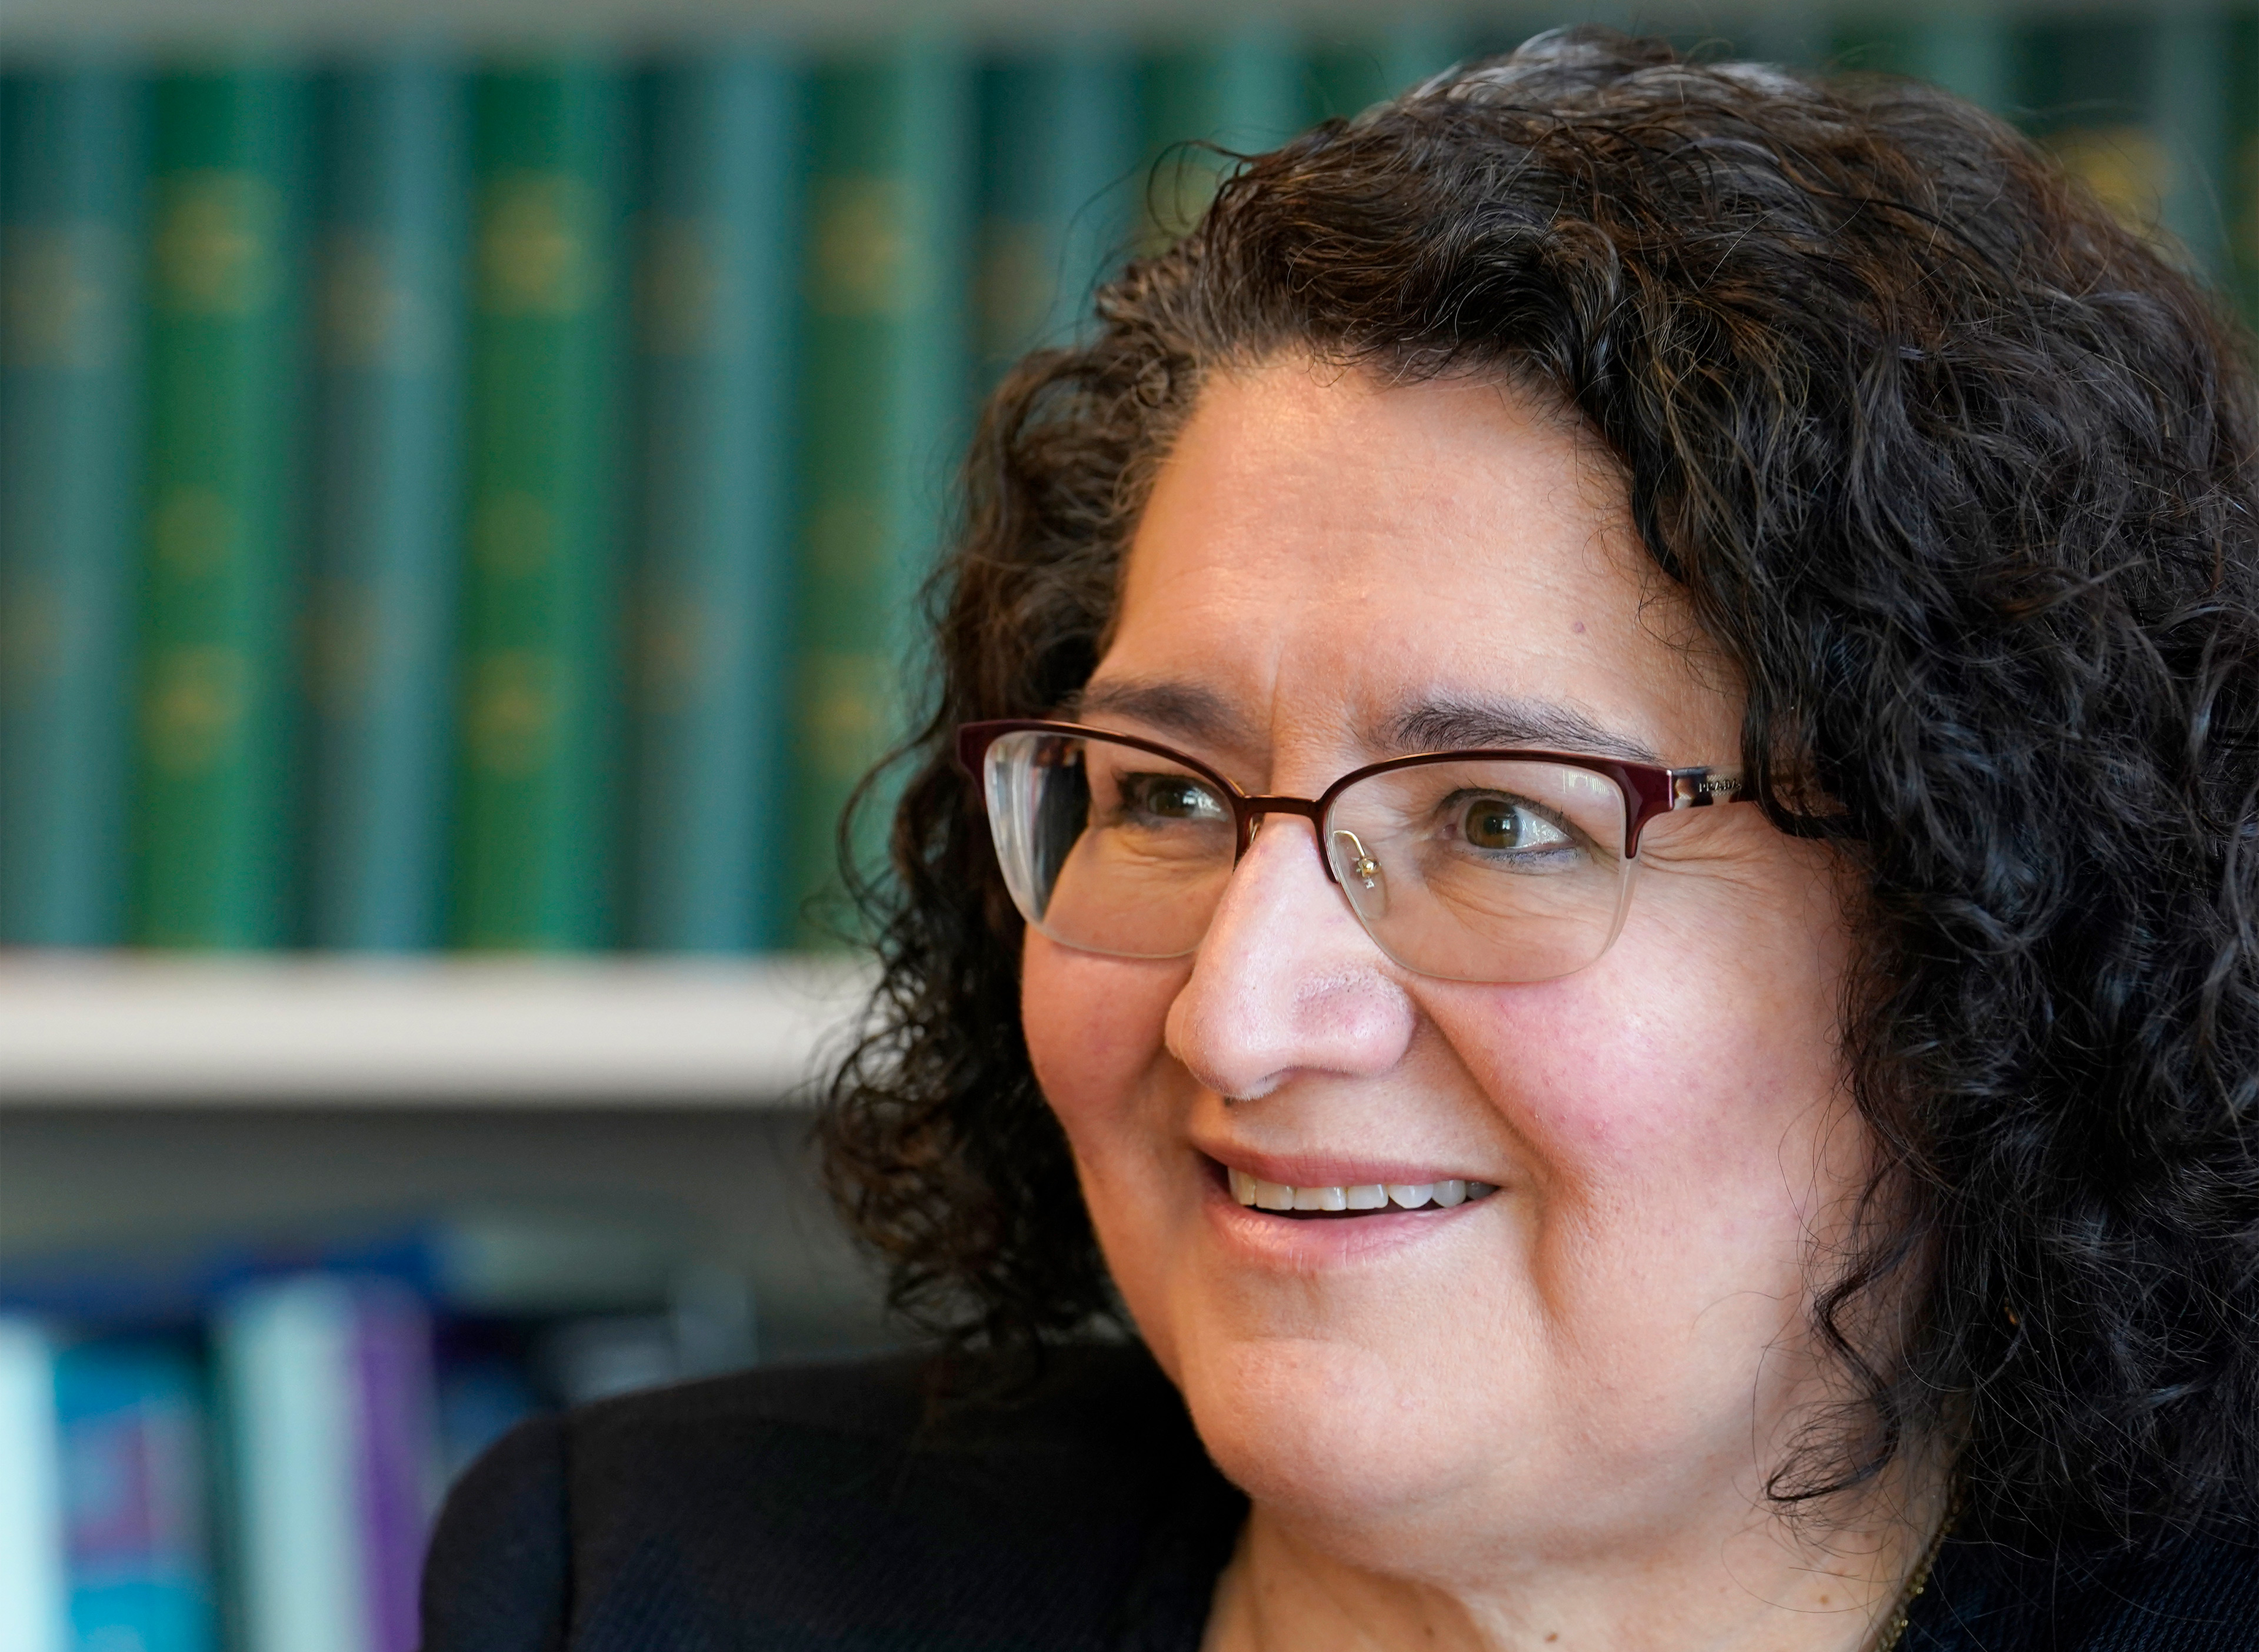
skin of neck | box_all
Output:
[1202,1449,1953,1652]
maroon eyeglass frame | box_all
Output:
[955,718,1751,866]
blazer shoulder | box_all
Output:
[420,1410,569,1652]
[561,1339,1197,1459]
[424,1343,1242,1652]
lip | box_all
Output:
[1196,1152,1494,1269]
[1194,1144,1492,1190]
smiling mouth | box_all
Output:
[1220,1163,1500,1219]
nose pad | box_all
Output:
[1328,829,1388,919]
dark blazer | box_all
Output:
[421,1343,2259,1651]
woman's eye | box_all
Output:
[1459,796,1570,852]
[1123,775,1226,822]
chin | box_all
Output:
[1168,1315,1504,1537]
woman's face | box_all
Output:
[1019,360,1865,1576]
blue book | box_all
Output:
[54,1339,218,1652]
[974,43,1138,378]
[627,53,801,952]
[0,64,143,946]
[0,1316,69,1652]
[305,57,468,950]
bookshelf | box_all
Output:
[4,13,2254,1645]
[0,952,871,1103]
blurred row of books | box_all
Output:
[2,14,2254,956]
[0,1208,753,1652]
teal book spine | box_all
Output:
[1832,18,2008,112]
[1307,24,1461,123]
[452,63,625,950]
[2151,13,2233,288]
[2021,18,2236,285]
[974,44,1137,380]
[2015,21,2165,240]
[0,64,144,946]
[1137,24,1305,246]
[627,54,799,952]
[307,58,467,951]
[791,44,971,943]
[1884,18,2009,109]
[55,1340,219,1652]
[2234,18,2259,326]
[1734,11,1830,75]
[135,65,306,949]
[1840,17,2229,303]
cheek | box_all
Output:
[1494,977,1836,1165]
[1021,933,1201,1371]
[1019,931,1187,1177]
[1454,887,1859,1279]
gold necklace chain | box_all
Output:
[1870,1490,1961,1652]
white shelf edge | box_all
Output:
[0,953,878,1106]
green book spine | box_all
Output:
[135,65,305,949]
[0,63,144,946]
[627,53,800,952]
[974,44,1137,381]
[453,63,624,950]
[307,56,467,950]
[792,44,971,943]
[1138,24,1305,248]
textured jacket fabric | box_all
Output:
[1907,1535,2259,1650]
[419,1343,2259,1651]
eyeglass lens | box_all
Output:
[982,729,1639,984]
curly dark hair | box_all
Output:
[818,27,2259,1553]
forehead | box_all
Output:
[1101,359,1735,768]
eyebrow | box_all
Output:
[1375,695,1660,763]
[1069,678,1659,766]
[1066,678,1258,748]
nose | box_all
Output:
[1164,812,1417,1101]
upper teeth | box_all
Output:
[1227,1167,1495,1211]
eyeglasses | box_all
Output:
[958,719,1754,984]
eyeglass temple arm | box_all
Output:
[1665,768,1750,808]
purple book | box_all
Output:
[351,1284,433,1652]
